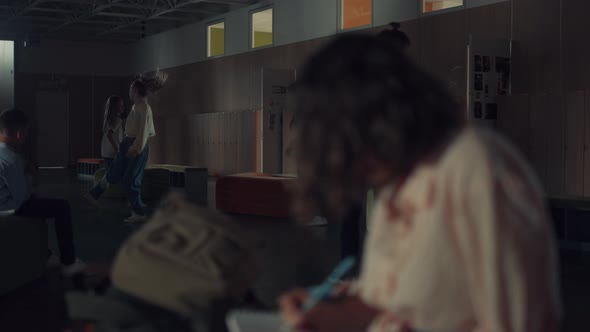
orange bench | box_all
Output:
[77,158,104,179]
[216,173,296,218]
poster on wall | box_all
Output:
[467,35,511,128]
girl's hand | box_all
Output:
[279,289,381,332]
[279,288,309,326]
[332,280,354,296]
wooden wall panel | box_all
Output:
[419,9,466,98]
[465,1,512,40]
[564,91,585,196]
[512,0,561,94]
[156,117,169,163]
[584,91,590,195]
[529,94,550,189]
[562,0,590,92]
[546,95,565,196]
[497,94,530,157]
[148,116,162,166]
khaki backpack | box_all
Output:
[110,193,258,317]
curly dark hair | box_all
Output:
[291,33,464,219]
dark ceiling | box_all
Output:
[0,0,258,43]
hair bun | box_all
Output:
[389,22,401,30]
[378,22,410,50]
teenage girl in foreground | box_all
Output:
[88,71,167,223]
[279,33,560,331]
[101,95,124,169]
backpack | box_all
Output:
[67,193,259,332]
[111,193,258,316]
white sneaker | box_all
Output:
[83,191,102,208]
[124,211,147,223]
[62,258,87,276]
[46,254,61,268]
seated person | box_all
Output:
[279,34,560,332]
[0,108,85,275]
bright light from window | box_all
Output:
[341,0,372,30]
[423,0,463,13]
[207,21,225,57]
[251,8,273,49]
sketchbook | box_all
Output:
[226,310,289,332]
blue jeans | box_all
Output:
[103,158,114,170]
[92,137,149,215]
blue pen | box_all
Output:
[301,256,356,312]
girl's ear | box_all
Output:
[365,154,394,187]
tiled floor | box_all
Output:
[0,169,589,331]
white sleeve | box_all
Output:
[454,153,561,332]
[130,108,149,152]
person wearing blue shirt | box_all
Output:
[0,108,85,275]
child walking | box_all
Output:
[87,71,167,223]
[101,95,125,169]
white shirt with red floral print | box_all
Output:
[357,127,561,332]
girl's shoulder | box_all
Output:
[113,117,123,128]
[133,102,150,113]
